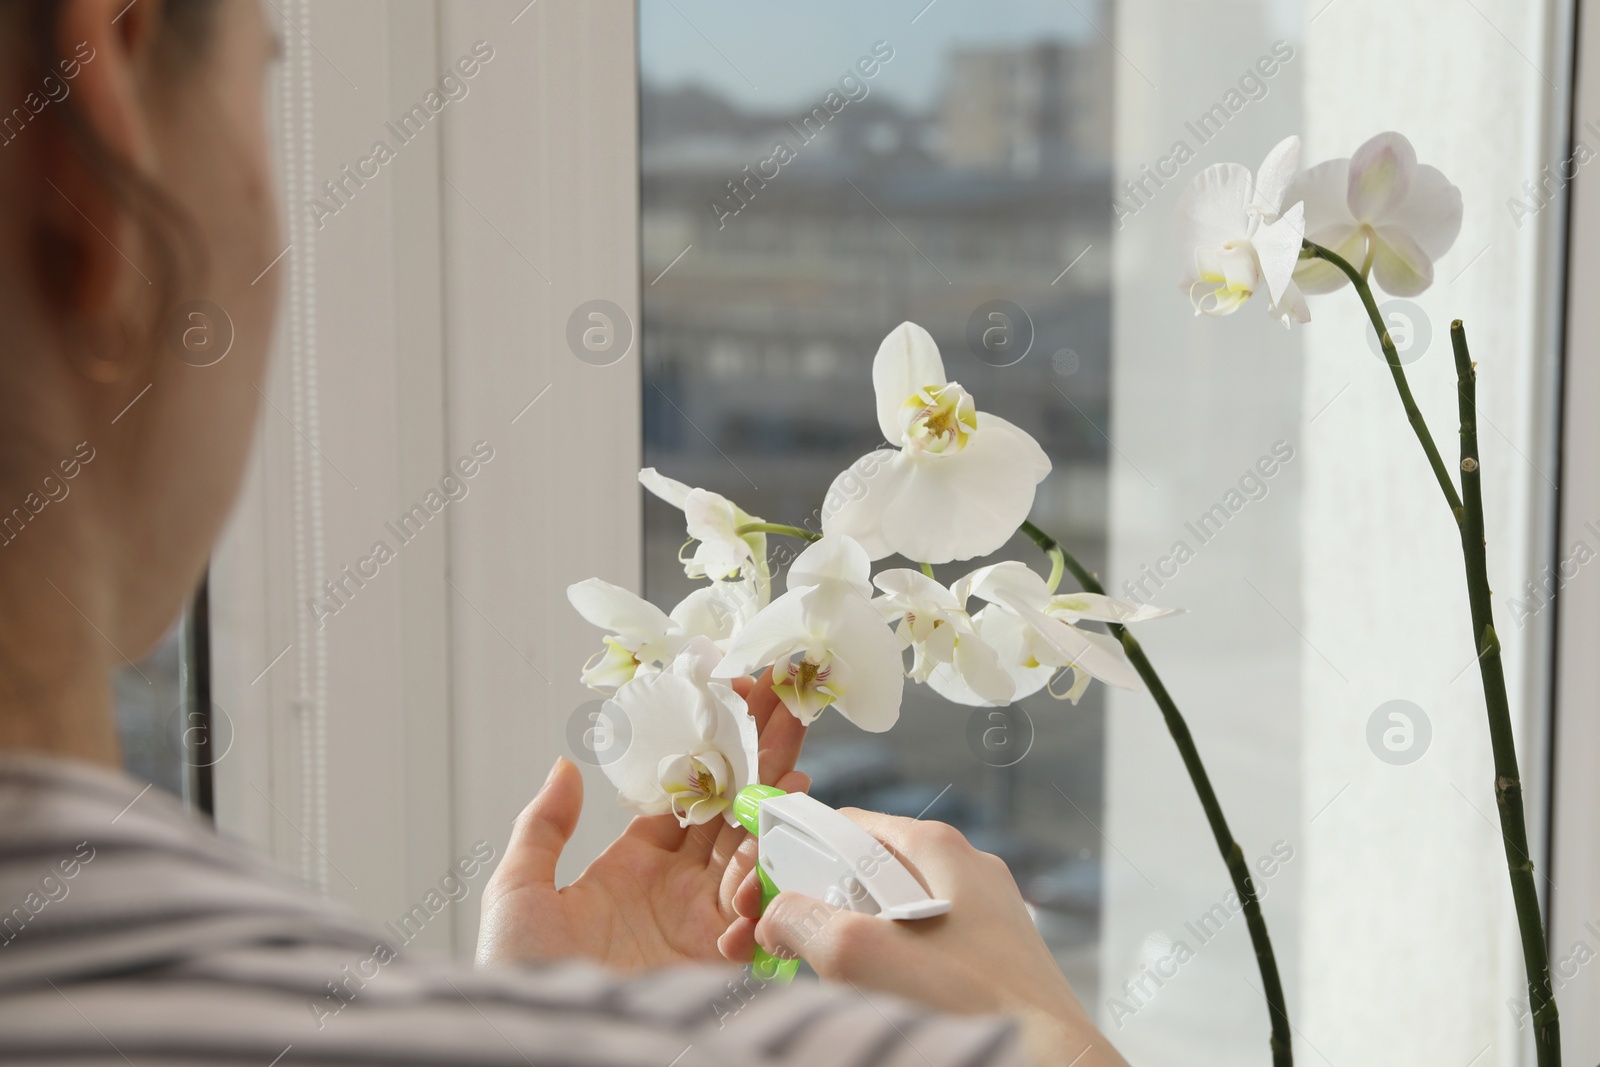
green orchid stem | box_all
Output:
[920,561,937,580]
[1453,324,1561,1065]
[1018,520,1293,1067]
[1301,240,1465,521]
[736,522,823,542]
[1304,239,1558,1064]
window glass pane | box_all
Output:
[640,1,1566,1060]
[640,2,1114,998]
[114,620,188,800]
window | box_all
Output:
[640,1,1578,1061]
[114,624,185,799]
[210,1,1587,1062]
[116,597,213,810]
[640,2,1119,999]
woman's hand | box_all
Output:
[475,670,805,971]
[725,809,1130,1067]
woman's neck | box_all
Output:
[0,660,118,765]
[0,508,121,768]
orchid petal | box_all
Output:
[696,749,733,794]
[950,629,1017,705]
[1034,618,1141,691]
[667,635,725,693]
[872,568,963,612]
[821,450,909,561]
[669,582,758,645]
[712,590,809,680]
[965,560,1052,612]
[928,605,1051,705]
[1047,592,1180,625]
[1254,201,1305,305]
[1294,224,1365,294]
[872,322,948,444]
[1347,131,1417,222]
[713,683,760,774]
[787,533,874,598]
[580,638,641,692]
[1284,158,1359,293]
[878,414,1051,564]
[638,467,693,510]
[824,595,906,732]
[1269,279,1312,328]
[1383,163,1463,258]
[1286,157,1356,232]
[1250,135,1301,217]
[1370,226,1435,297]
[657,753,696,787]
[1216,245,1262,295]
[925,661,988,706]
[996,594,1142,691]
[912,620,958,681]
[567,578,674,648]
[927,622,959,663]
[1175,163,1254,285]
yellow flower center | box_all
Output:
[772,651,840,723]
[900,382,978,456]
[661,752,733,824]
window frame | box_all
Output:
[210,0,642,955]
[1549,0,1600,1055]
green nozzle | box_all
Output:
[733,784,800,983]
[733,784,786,835]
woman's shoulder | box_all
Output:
[0,754,1025,1067]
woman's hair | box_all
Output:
[22,0,224,325]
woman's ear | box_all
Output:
[33,0,165,314]
[28,0,169,375]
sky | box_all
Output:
[638,0,1104,112]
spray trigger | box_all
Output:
[733,785,951,982]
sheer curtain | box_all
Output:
[1106,1,1570,1063]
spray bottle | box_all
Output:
[732,784,952,981]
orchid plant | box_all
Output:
[571,328,1276,1061]
[560,128,1550,1067]
[571,322,1173,772]
[1180,131,1559,1066]
[570,313,1293,1066]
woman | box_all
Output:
[0,2,1128,1064]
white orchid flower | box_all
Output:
[1177,135,1309,327]
[712,534,904,731]
[819,323,1052,565]
[600,638,760,826]
[926,602,1055,707]
[568,578,680,692]
[872,568,1014,706]
[567,577,759,693]
[1286,131,1463,297]
[639,468,769,599]
[933,562,1170,706]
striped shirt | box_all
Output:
[0,754,1026,1067]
